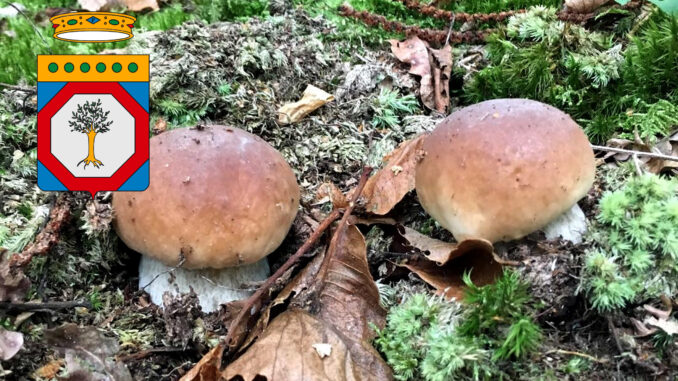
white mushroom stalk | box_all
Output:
[112,126,300,313]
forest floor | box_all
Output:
[0,0,677,380]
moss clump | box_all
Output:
[581,174,678,312]
[375,270,542,381]
[464,6,678,143]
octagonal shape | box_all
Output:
[50,94,135,178]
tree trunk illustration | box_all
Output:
[69,99,113,170]
[78,124,103,168]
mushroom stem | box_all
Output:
[139,256,270,313]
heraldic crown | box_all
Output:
[50,12,136,43]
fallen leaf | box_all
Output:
[44,323,133,381]
[645,316,678,336]
[179,344,223,381]
[162,290,202,348]
[358,134,427,215]
[396,225,493,265]
[402,245,502,301]
[277,85,335,124]
[428,43,452,113]
[315,182,348,209]
[0,327,23,361]
[153,117,167,134]
[224,225,392,380]
[78,0,158,11]
[565,0,610,13]
[602,133,678,174]
[0,249,30,303]
[33,359,66,380]
[390,36,452,112]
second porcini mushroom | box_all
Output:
[112,126,300,312]
[415,98,595,243]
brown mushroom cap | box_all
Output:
[113,126,300,269]
[415,99,595,243]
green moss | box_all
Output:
[581,174,678,312]
[371,88,420,129]
[375,271,542,381]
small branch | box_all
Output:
[0,83,36,93]
[10,194,72,269]
[545,349,608,363]
[0,300,91,312]
[591,144,678,162]
[118,347,186,362]
[221,167,373,352]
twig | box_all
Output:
[591,144,678,162]
[10,194,72,269]
[118,346,186,362]
[221,167,373,352]
[0,300,91,312]
[0,83,36,93]
[545,349,609,363]
[138,256,186,291]
[392,0,524,23]
[2,1,52,55]
[339,3,493,44]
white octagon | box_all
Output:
[51,94,135,178]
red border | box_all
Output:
[37,82,148,195]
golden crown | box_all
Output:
[50,12,136,43]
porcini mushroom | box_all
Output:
[112,126,300,312]
[415,98,595,243]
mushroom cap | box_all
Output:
[112,126,300,269]
[415,99,595,243]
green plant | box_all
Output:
[375,271,542,380]
[371,88,420,129]
[581,174,678,311]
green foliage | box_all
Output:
[581,174,678,312]
[375,271,542,381]
[136,3,193,31]
[464,7,678,143]
[372,88,419,129]
[193,0,269,23]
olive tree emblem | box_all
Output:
[69,99,113,169]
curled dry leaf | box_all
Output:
[564,0,610,13]
[358,134,427,215]
[394,229,501,300]
[603,134,678,174]
[390,36,452,112]
[224,225,392,380]
[179,344,223,381]
[0,250,30,303]
[277,85,335,124]
[44,323,132,381]
[0,327,23,361]
[396,225,493,265]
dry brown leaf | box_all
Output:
[397,225,493,265]
[179,344,223,381]
[390,36,451,112]
[224,225,392,380]
[603,134,678,174]
[45,323,132,381]
[359,134,427,215]
[153,117,167,134]
[277,85,335,124]
[428,43,452,113]
[402,245,502,301]
[33,359,66,379]
[78,0,158,11]
[315,182,348,209]
[565,0,610,13]
[0,327,23,361]
[0,250,30,303]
